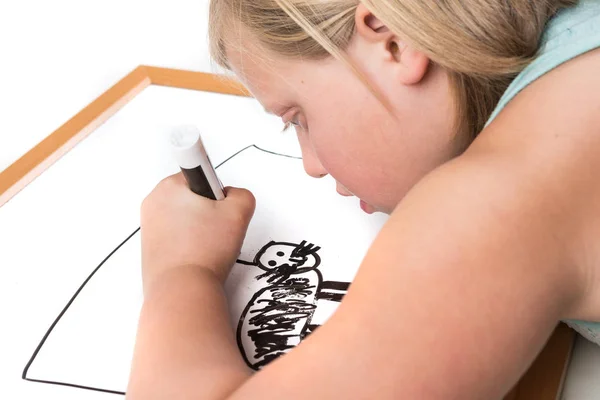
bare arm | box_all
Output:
[126,267,250,399]
[126,183,256,400]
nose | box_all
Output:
[298,134,328,179]
[302,152,327,178]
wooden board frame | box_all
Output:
[0,65,249,207]
[0,65,575,399]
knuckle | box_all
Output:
[239,190,256,217]
[225,188,255,214]
[140,195,154,219]
[242,188,256,205]
[159,174,177,188]
[158,172,183,188]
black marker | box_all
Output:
[170,125,225,200]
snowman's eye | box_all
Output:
[276,251,285,257]
[268,260,277,266]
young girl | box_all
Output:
[127,0,600,398]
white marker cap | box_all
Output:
[170,125,208,169]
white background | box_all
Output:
[0,0,598,399]
[0,0,216,171]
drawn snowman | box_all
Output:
[235,240,349,370]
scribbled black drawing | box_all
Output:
[236,240,350,370]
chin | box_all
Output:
[369,203,393,215]
[379,207,393,215]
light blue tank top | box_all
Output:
[485,0,600,345]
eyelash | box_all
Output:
[281,121,300,133]
[281,113,303,133]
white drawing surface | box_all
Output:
[0,84,387,397]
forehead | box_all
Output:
[223,29,327,113]
[226,44,293,108]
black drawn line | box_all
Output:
[20,145,322,396]
[315,292,345,302]
[22,227,139,395]
[320,281,350,291]
[23,378,125,396]
[217,144,301,169]
[235,259,255,266]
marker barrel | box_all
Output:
[170,125,225,200]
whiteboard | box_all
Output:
[0,84,387,397]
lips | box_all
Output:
[336,184,353,197]
[360,200,375,214]
[334,183,375,214]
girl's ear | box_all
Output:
[354,3,389,40]
[354,3,430,85]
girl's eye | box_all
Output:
[282,113,307,132]
[282,110,308,132]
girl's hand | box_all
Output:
[140,173,255,294]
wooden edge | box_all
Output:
[505,323,575,400]
[0,65,152,207]
[0,66,250,207]
[144,66,250,97]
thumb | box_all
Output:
[223,186,256,219]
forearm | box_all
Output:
[126,266,251,400]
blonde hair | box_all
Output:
[209,0,577,139]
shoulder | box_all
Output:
[478,45,600,230]
[374,145,570,281]
[478,46,600,191]
[474,46,600,318]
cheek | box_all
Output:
[301,72,400,206]
[309,110,417,213]
[306,91,370,165]
[308,113,382,196]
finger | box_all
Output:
[224,186,255,203]
[170,172,187,186]
[157,172,186,189]
[223,187,256,218]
